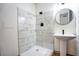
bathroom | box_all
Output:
[0,3,79,56]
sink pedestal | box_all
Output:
[54,34,76,56]
[60,40,67,56]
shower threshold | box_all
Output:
[21,45,53,56]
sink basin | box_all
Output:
[54,34,76,40]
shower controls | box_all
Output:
[40,23,44,27]
[61,3,65,5]
[39,11,43,14]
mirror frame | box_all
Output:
[55,8,74,25]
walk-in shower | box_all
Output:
[17,8,54,56]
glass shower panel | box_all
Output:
[17,8,36,55]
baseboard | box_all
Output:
[52,50,74,56]
[52,50,60,56]
[66,54,74,56]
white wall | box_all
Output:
[0,3,36,56]
[53,3,78,55]
[76,3,79,56]
[0,4,18,56]
[53,3,76,34]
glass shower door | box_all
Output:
[17,8,36,55]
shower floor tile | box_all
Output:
[21,45,53,56]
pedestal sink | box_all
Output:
[54,34,76,56]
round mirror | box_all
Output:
[55,8,74,25]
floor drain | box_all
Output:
[36,49,39,51]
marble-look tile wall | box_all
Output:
[36,11,54,49]
[18,8,36,54]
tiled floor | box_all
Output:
[21,45,53,56]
